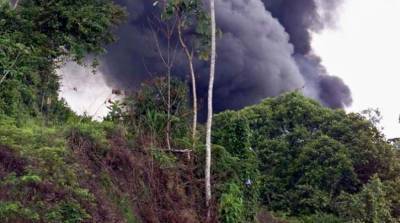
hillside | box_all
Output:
[2,92,400,222]
[0,118,206,222]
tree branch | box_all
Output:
[0,53,20,86]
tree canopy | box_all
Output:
[213,92,400,221]
[0,0,124,121]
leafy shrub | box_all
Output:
[45,202,90,223]
[0,117,95,222]
[336,176,395,223]
[213,111,252,157]
[298,213,343,223]
[151,149,177,169]
[0,202,39,222]
[213,92,400,219]
[107,77,191,148]
[118,197,140,223]
[219,183,245,223]
[66,121,112,155]
[213,111,261,219]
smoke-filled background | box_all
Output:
[62,0,352,118]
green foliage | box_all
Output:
[105,100,125,123]
[0,0,125,122]
[213,112,260,221]
[213,111,252,157]
[259,135,356,214]
[336,176,395,223]
[0,117,96,222]
[0,201,40,222]
[118,197,140,223]
[213,92,400,220]
[17,0,125,62]
[21,173,42,184]
[2,1,400,219]
[303,214,343,223]
[272,212,344,223]
[151,149,177,169]
[66,121,112,154]
[46,202,90,223]
[108,77,191,148]
[384,178,400,218]
[219,183,245,223]
[162,0,212,60]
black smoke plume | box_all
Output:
[264,0,352,107]
[98,0,352,116]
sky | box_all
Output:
[312,0,400,138]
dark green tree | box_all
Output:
[213,92,400,219]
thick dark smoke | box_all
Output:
[264,0,343,54]
[295,54,352,108]
[264,0,352,108]
[98,0,352,115]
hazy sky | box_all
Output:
[59,63,113,120]
[312,0,400,138]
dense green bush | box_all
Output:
[336,176,395,222]
[213,92,400,221]
[46,202,90,223]
[0,201,39,222]
[213,111,252,157]
[219,182,245,223]
[213,111,261,221]
[0,0,124,123]
[297,213,344,223]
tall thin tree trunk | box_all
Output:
[205,0,216,216]
[166,39,172,151]
[177,21,197,150]
[166,73,172,150]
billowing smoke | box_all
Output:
[264,0,352,107]
[295,54,352,108]
[96,0,351,116]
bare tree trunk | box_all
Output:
[177,20,198,150]
[205,0,216,217]
[166,38,172,151]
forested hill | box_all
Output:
[1,1,400,223]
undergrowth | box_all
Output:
[0,116,94,222]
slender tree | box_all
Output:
[205,0,216,214]
[164,0,210,150]
[177,17,198,150]
[148,16,178,151]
